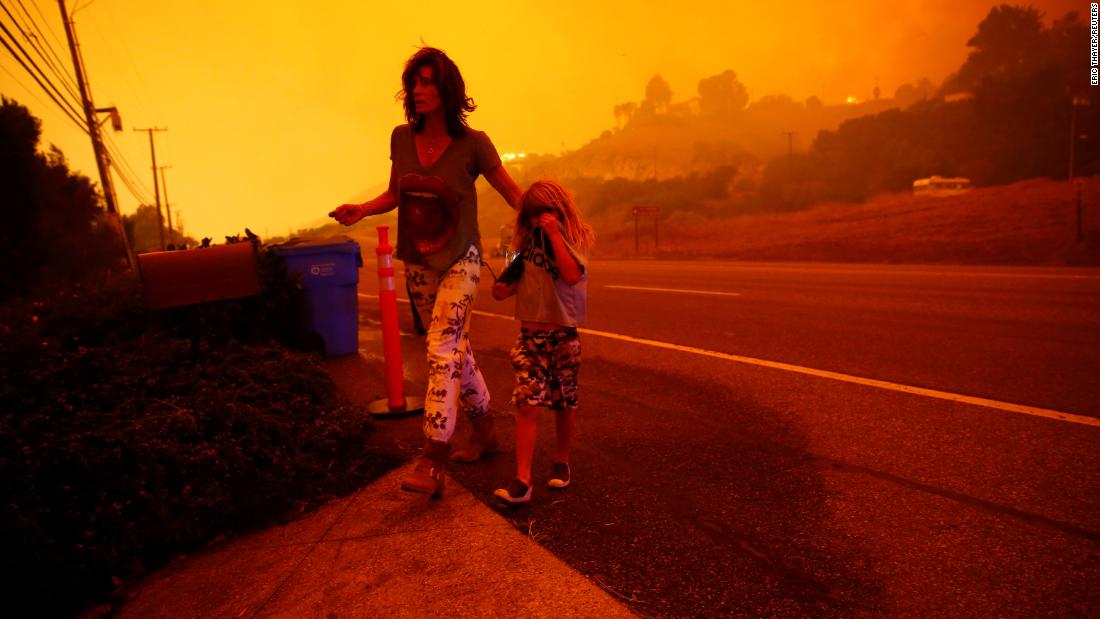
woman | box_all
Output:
[330,47,521,497]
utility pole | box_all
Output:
[135,127,167,249]
[1069,99,1079,182]
[1070,97,1090,243]
[1076,180,1084,243]
[1069,97,1090,181]
[57,0,134,267]
[158,165,174,239]
[782,131,797,175]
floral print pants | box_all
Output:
[404,246,490,442]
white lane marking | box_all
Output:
[595,262,1100,281]
[357,294,1100,428]
[605,285,741,297]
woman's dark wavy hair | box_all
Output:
[398,46,476,136]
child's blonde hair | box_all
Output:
[512,180,594,252]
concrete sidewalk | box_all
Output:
[118,464,636,618]
[117,352,636,618]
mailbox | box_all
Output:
[137,243,261,310]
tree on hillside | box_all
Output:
[576,165,738,219]
[0,98,122,300]
[748,94,802,113]
[613,102,639,130]
[1048,11,1090,94]
[697,70,749,116]
[620,101,638,124]
[941,4,1047,94]
[759,5,1100,212]
[645,74,672,111]
[893,79,935,108]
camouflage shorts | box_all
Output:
[510,327,582,410]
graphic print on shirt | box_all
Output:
[399,172,459,256]
[520,228,560,280]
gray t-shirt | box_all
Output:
[513,228,588,327]
[388,124,502,271]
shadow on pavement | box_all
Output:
[449,350,887,617]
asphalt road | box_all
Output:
[356,259,1100,617]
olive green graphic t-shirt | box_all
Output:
[388,124,502,271]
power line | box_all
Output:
[102,130,153,199]
[102,131,153,198]
[0,9,148,207]
[0,20,85,128]
[112,165,152,206]
[24,0,67,57]
[104,136,149,195]
[0,59,83,132]
[4,1,161,209]
[70,0,99,15]
[0,7,82,118]
[68,5,170,191]
[100,1,162,123]
[104,146,153,205]
[10,0,80,97]
[7,0,77,87]
[55,0,133,267]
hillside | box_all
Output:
[589,177,1100,266]
[522,97,908,183]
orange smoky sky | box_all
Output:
[0,0,1085,240]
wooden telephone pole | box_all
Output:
[134,127,167,249]
[159,165,174,239]
[782,131,797,175]
[57,0,134,267]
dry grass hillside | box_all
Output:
[589,177,1100,265]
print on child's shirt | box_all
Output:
[520,228,559,280]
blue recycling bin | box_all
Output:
[273,235,362,357]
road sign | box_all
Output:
[632,206,661,217]
[631,207,661,254]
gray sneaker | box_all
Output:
[548,462,570,489]
[494,479,532,504]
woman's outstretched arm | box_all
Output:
[329,163,399,225]
[484,164,523,210]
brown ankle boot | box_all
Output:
[451,414,499,463]
[401,439,451,497]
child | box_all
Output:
[491,180,594,504]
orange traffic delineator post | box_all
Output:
[367,225,424,417]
